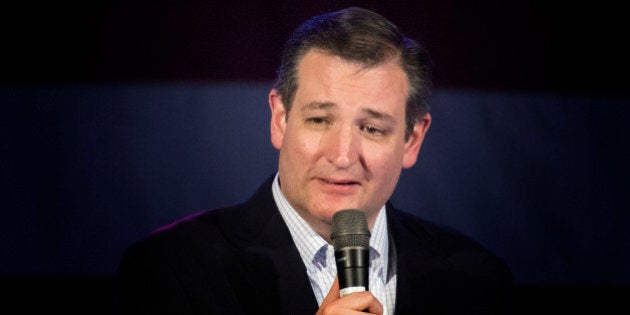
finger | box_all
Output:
[320,276,341,308]
[362,292,384,315]
[340,291,383,315]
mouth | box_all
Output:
[313,171,364,197]
[315,177,361,198]
[319,178,360,186]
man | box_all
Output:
[114,7,512,314]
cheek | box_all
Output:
[374,160,403,186]
[364,144,405,173]
[364,146,405,191]
[283,129,320,166]
[374,158,403,196]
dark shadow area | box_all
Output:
[3,275,627,314]
[511,284,629,314]
[2,1,627,94]
[3,275,116,315]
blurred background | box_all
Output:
[1,0,628,313]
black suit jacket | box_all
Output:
[114,177,512,314]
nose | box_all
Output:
[323,124,360,169]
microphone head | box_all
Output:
[331,209,371,249]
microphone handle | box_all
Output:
[335,246,369,297]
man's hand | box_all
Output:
[316,277,383,315]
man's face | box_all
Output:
[269,49,430,239]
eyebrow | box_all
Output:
[301,101,336,111]
[362,108,396,124]
[301,101,397,123]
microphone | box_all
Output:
[331,209,371,297]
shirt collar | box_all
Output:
[272,173,390,273]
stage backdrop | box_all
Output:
[2,83,628,288]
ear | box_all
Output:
[402,113,431,169]
[269,89,287,150]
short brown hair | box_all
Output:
[273,7,432,139]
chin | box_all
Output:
[318,206,358,222]
[310,207,339,224]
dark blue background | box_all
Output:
[3,84,629,286]
[1,1,628,313]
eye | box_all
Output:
[360,124,385,136]
[306,117,330,125]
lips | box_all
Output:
[317,178,360,194]
[320,178,359,185]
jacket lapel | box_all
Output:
[223,177,318,314]
[387,206,453,314]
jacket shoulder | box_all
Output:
[389,207,512,277]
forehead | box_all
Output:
[294,50,409,115]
